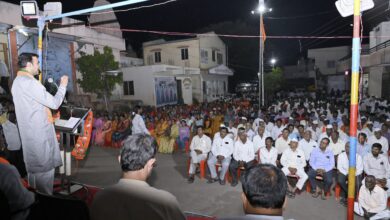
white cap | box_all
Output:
[241,117,247,121]
[300,120,307,126]
[374,127,381,132]
[220,123,226,128]
[326,125,333,129]
[312,120,319,124]
[367,121,373,124]
[361,116,367,120]
[386,118,390,122]
[289,138,299,143]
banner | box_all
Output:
[155,77,178,107]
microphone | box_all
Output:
[48,77,67,104]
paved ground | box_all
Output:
[70,146,364,220]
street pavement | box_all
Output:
[71,146,364,220]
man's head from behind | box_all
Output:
[120,134,157,181]
[241,164,287,215]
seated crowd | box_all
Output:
[1,90,390,220]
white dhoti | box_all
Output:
[189,150,207,175]
[282,167,308,190]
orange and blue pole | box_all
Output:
[347,0,361,219]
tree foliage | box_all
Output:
[76,46,121,97]
[264,67,284,95]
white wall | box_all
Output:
[368,66,383,98]
[122,66,156,106]
[198,34,226,69]
[143,39,200,68]
[308,46,350,75]
[370,21,390,48]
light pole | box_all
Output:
[252,0,271,107]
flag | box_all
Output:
[260,16,266,43]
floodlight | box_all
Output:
[20,1,38,16]
[335,0,374,17]
[258,5,266,13]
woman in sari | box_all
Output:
[178,119,190,152]
[112,114,128,148]
[102,115,113,147]
[203,115,212,137]
[94,115,105,146]
[156,117,172,153]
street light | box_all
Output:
[102,70,122,112]
[252,0,271,107]
[270,58,277,68]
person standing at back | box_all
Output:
[131,105,150,135]
[11,53,68,195]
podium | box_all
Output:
[54,106,90,194]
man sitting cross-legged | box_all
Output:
[280,138,308,198]
[207,126,234,185]
[188,126,212,183]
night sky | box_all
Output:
[5,0,390,81]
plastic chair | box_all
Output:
[187,158,207,179]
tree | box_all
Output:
[76,46,122,107]
[264,67,284,100]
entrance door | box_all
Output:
[176,80,183,104]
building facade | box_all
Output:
[122,32,233,106]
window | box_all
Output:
[200,49,208,64]
[212,50,216,62]
[123,81,134,95]
[154,51,161,63]
[181,48,189,60]
[217,53,223,64]
[327,60,335,68]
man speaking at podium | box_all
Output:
[11,53,68,195]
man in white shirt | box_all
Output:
[354,176,389,220]
[245,122,255,141]
[227,120,238,140]
[259,137,277,166]
[275,128,290,159]
[264,116,274,134]
[361,121,374,137]
[207,127,233,185]
[188,126,212,183]
[229,128,256,187]
[307,120,321,142]
[298,130,317,163]
[280,138,307,198]
[357,133,371,158]
[368,128,389,154]
[337,142,363,206]
[318,124,333,142]
[328,130,345,159]
[363,143,390,195]
[131,106,150,135]
[252,125,271,158]
[271,119,284,140]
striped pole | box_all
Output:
[347,0,361,219]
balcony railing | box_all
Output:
[339,39,390,61]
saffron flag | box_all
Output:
[260,16,266,43]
